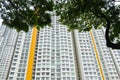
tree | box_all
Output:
[0,0,54,32]
[0,0,120,49]
[55,0,120,49]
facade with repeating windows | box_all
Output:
[0,25,18,80]
[6,16,77,80]
[0,16,120,80]
[74,29,120,80]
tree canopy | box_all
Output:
[0,0,54,32]
[0,0,120,49]
[55,0,120,49]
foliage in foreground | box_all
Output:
[55,0,120,49]
[0,0,54,32]
[0,0,120,49]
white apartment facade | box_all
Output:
[7,16,77,80]
[73,29,120,80]
[0,16,120,80]
[0,25,18,80]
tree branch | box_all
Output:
[90,9,120,49]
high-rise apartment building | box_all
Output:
[74,29,120,80]
[0,16,120,80]
[0,25,18,80]
[7,16,77,80]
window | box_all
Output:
[46,73,49,75]
[12,63,16,66]
[37,73,40,75]
[11,67,15,70]
[72,77,75,80]
[42,73,45,75]
[9,77,13,80]
[46,77,49,80]
[10,72,14,75]
[36,77,40,80]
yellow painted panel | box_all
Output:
[26,27,38,80]
[90,30,105,80]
